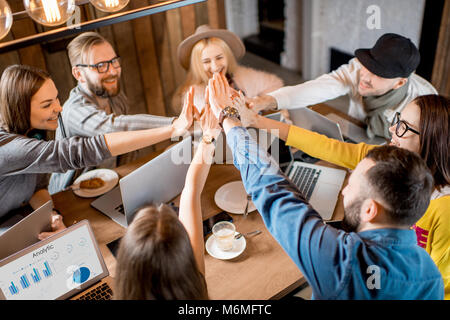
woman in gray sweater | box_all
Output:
[0,65,194,236]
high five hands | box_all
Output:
[207,73,257,127]
[172,86,196,138]
[200,86,221,139]
[207,73,233,118]
[173,73,260,140]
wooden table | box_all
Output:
[51,104,355,300]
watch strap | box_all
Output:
[201,135,215,144]
[219,106,241,128]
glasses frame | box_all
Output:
[391,112,420,137]
[76,56,121,73]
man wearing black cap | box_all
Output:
[248,33,436,139]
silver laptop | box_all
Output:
[324,112,386,145]
[0,201,53,260]
[264,109,347,220]
[289,106,385,145]
[91,136,192,227]
[0,220,113,300]
[288,107,345,141]
[285,160,346,220]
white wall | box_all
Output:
[302,0,426,79]
[224,0,259,39]
[281,0,302,71]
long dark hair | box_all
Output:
[114,204,208,300]
[414,94,449,190]
[0,65,50,135]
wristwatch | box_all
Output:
[201,134,215,145]
[218,106,241,128]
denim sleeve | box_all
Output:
[226,126,352,299]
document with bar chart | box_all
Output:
[0,224,104,300]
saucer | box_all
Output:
[205,232,246,260]
[214,181,256,214]
[73,169,119,198]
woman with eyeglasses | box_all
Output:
[237,94,449,299]
[0,64,194,238]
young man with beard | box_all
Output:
[49,32,178,193]
[248,33,436,139]
[207,73,444,299]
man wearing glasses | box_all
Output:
[248,33,436,140]
[49,32,178,193]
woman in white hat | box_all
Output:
[171,25,284,115]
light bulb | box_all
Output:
[0,0,13,40]
[23,0,76,26]
[89,0,129,13]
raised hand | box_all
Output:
[172,86,195,137]
[207,73,233,118]
[231,90,258,128]
[246,94,278,112]
[200,87,221,139]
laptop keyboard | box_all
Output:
[76,282,113,300]
[289,166,321,201]
[115,204,125,215]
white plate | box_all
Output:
[205,232,246,260]
[214,181,256,214]
[73,169,119,198]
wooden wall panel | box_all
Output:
[130,0,166,116]
[42,50,76,103]
[166,8,186,90]
[93,8,116,46]
[431,0,450,97]
[0,0,226,118]
[195,2,209,26]
[180,5,197,39]
[111,21,148,115]
[8,1,46,70]
[207,0,226,29]
[0,34,20,73]
[149,4,176,114]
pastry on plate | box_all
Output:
[80,177,105,189]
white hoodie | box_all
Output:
[269,58,437,122]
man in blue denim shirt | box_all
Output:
[206,73,444,300]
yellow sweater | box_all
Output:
[286,125,450,299]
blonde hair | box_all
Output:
[170,37,239,114]
[185,37,238,86]
[67,31,108,67]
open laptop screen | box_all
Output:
[288,107,344,141]
[0,220,108,300]
[0,200,53,260]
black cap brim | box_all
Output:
[355,48,403,79]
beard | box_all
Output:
[342,197,364,232]
[86,75,120,98]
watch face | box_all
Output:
[219,106,240,128]
[203,135,213,143]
